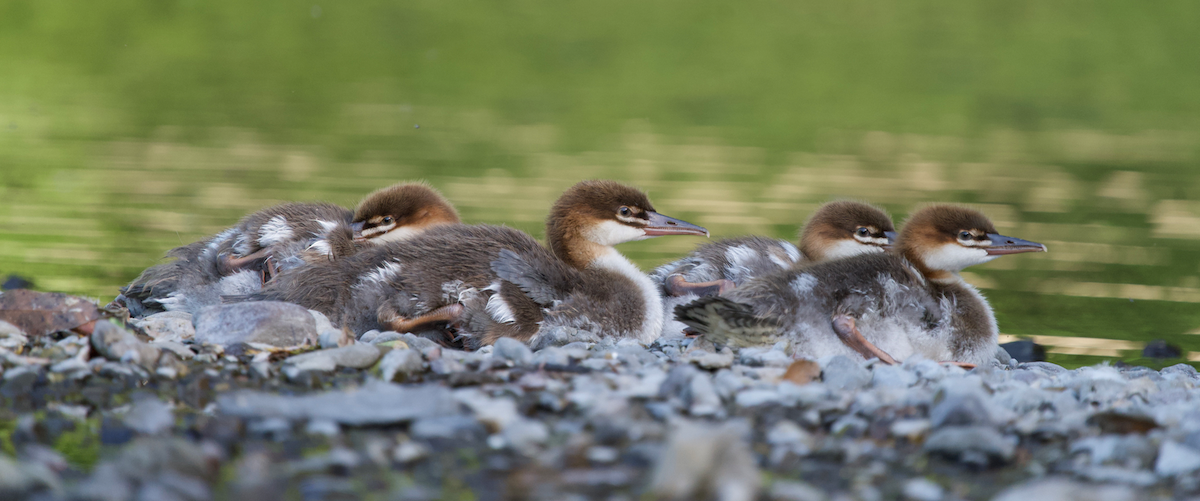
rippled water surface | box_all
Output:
[3,0,1199,368]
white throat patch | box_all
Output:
[921,243,996,272]
[584,220,648,246]
[591,248,663,344]
[368,225,425,245]
[824,239,887,261]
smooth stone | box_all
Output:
[285,344,381,371]
[378,349,425,381]
[193,301,317,347]
[0,319,24,336]
[358,330,381,343]
[318,329,352,349]
[50,358,89,376]
[149,341,195,360]
[901,478,944,501]
[367,332,405,345]
[1155,440,1200,477]
[685,348,734,370]
[409,415,484,440]
[991,477,1134,501]
[650,420,760,501]
[688,372,722,416]
[0,454,61,497]
[532,347,569,366]
[393,441,430,463]
[122,398,174,435]
[872,364,918,388]
[821,356,871,391]
[91,321,161,371]
[493,337,534,366]
[502,419,549,455]
[133,312,195,341]
[217,381,459,426]
[399,333,439,351]
[929,379,998,427]
[923,425,1015,464]
[769,480,827,501]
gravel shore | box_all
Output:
[0,302,1197,501]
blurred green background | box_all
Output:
[2,0,1199,367]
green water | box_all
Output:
[2,0,1199,366]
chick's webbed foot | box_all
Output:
[665,275,737,297]
[831,314,898,365]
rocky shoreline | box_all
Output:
[1,297,1198,500]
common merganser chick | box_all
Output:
[650,200,895,336]
[674,205,1046,365]
[114,182,458,317]
[250,180,709,348]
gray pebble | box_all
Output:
[821,356,871,391]
[493,337,534,366]
[378,349,425,381]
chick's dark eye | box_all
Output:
[856,227,870,237]
[959,231,971,240]
[618,207,632,217]
[383,216,394,224]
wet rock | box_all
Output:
[1000,340,1045,363]
[218,381,459,426]
[133,311,195,341]
[1155,440,1200,477]
[1142,339,1183,360]
[91,321,161,371]
[193,301,317,347]
[122,397,174,435]
[821,356,871,391]
[650,420,759,501]
[493,337,534,366]
[923,425,1015,465]
[378,348,425,381]
[991,477,1134,501]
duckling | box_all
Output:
[115,182,458,317]
[674,204,1046,365]
[250,180,709,348]
[650,200,895,336]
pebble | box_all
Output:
[133,311,195,341]
[1154,440,1200,477]
[769,480,827,501]
[284,344,381,373]
[650,420,760,501]
[992,477,1135,501]
[122,397,174,435]
[821,356,871,390]
[193,301,318,347]
[493,337,534,366]
[901,478,944,501]
[685,348,735,370]
[91,320,161,371]
[378,348,425,381]
[923,425,1016,464]
[218,381,460,426]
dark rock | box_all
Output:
[193,301,318,347]
[217,381,459,426]
[2,274,34,291]
[1000,340,1045,363]
[1142,339,1183,360]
